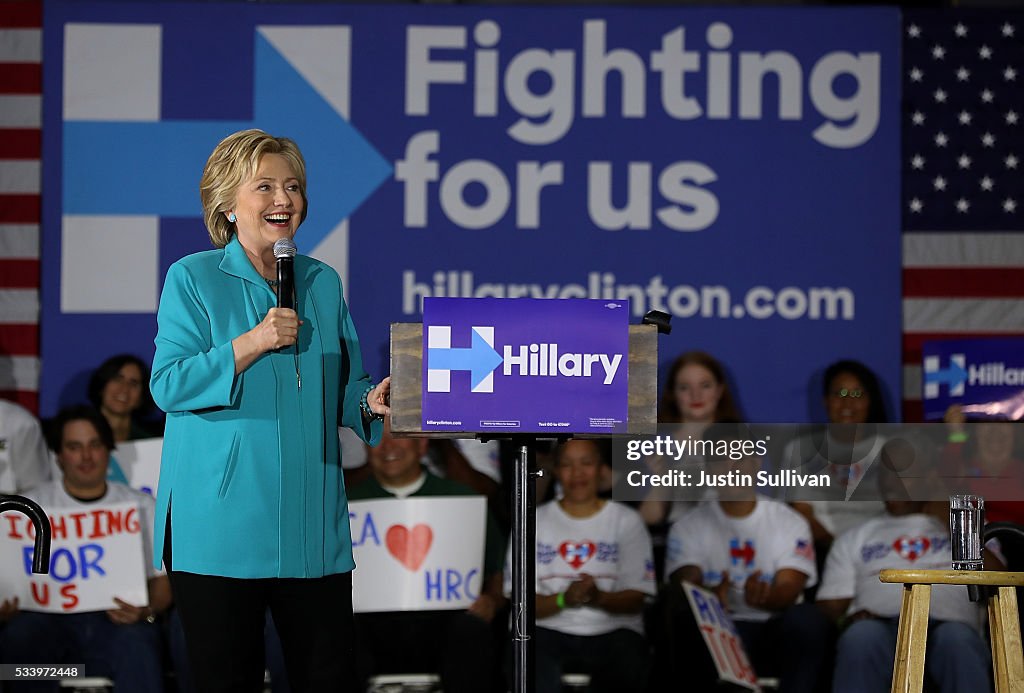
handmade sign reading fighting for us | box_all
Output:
[349,497,486,612]
[0,501,148,613]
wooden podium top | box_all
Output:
[388,322,658,437]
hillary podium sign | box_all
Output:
[41,2,900,422]
[422,298,629,433]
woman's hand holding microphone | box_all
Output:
[232,308,302,373]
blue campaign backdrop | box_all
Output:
[42,1,901,422]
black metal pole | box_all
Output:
[512,440,537,693]
[0,495,51,573]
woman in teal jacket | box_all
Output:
[150,129,389,692]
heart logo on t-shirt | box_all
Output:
[386,524,434,571]
[559,541,597,569]
[893,535,931,562]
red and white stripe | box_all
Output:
[0,0,42,413]
[902,232,1024,421]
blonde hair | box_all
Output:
[199,129,308,248]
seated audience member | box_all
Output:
[0,405,172,692]
[941,406,1024,524]
[816,439,997,693]
[639,351,743,531]
[432,438,502,500]
[941,410,1024,569]
[510,439,656,693]
[347,420,505,693]
[783,359,889,556]
[665,424,828,692]
[0,398,51,494]
[88,354,162,443]
[343,429,502,510]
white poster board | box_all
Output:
[350,496,486,613]
[681,580,761,692]
[109,437,163,497]
[0,501,149,613]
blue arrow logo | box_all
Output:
[63,31,392,253]
[924,360,968,388]
[428,328,504,391]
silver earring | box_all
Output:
[228,213,237,223]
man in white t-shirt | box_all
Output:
[0,406,172,692]
[505,439,656,693]
[664,424,829,692]
[816,453,994,693]
[0,398,51,494]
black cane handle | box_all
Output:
[0,495,51,573]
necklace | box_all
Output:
[265,277,279,288]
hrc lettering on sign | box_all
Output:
[425,568,480,602]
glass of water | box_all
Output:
[950,494,985,571]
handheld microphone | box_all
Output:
[273,238,296,310]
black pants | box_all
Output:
[165,529,356,693]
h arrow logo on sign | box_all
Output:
[426,326,504,394]
[923,353,967,399]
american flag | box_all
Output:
[901,10,1024,422]
[794,538,814,561]
[0,0,41,413]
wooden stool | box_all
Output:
[879,569,1024,693]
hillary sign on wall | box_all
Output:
[423,298,629,433]
[921,337,1024,421]
[41,2,900,422]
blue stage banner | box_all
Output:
[422,298,629,433]
[41,2,901,422]
[922,337,1024,421]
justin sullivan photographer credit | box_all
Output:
[622,435,831,489]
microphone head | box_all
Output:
[273,238,297,259]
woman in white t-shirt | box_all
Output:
[506,439,656,693]
[638,352,743,579]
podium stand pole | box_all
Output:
[511,439,537,693]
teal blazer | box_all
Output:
[151,236,382,578]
